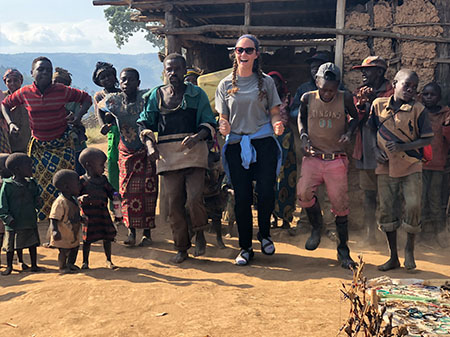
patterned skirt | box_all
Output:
[118,142,158,229]
[81,199,116,243]
[28,129,75,221]
[274,127,297,222]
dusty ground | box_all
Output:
[1,143,449,337]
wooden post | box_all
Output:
[244,2,251,26]
[335,0,346,78]
[165,10,181,55]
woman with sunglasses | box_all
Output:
[215,34,284,265]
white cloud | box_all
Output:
[0,19,158,54]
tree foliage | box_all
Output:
[104,6,164,50]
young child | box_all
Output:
[98,68,158,247]
[0,153,42,275]
[420,82,450,248]
[297,62,359,269]
[369,69,434,271]
[50,169,83,273]
[78,147,117,269]
[0,153,10,268]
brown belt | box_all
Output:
[309,152,347,161]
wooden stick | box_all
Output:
[180,34,335,46]
[148,24,450,44]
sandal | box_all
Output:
[235,248,254,266]
[257,232,275,255]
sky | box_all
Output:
[0,0,159,54]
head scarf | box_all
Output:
[52,67,72,86]
[236,34,260,50]
[3,68,23,84]
[184,68,202,79]
[267,71,289,96]
[92,61,117,87]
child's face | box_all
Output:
[316,78,339,102]
[5,76,22,93]
[119,70,140,96]
[17,158,33,178]
[66,177,81,197]
[394,75,418,103]
[88,158,106,177]
[421,86,440,108]
[98,70,117,89]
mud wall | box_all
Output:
[343,0,444,93]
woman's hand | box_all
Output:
[273,121,284,136]
[219,118,231,136]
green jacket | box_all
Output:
[0,178,39,231]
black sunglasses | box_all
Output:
[235,47,256,55]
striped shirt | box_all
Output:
[1,83,91,141]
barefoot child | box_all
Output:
[369,69,434,271]
[420,82,450,248]
[98,68,158,247]
[50,169,83,273]
[0,153,42,275]
[78,147,117,269]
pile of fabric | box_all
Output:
[340,256,450,336]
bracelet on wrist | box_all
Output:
[300,133,308,140]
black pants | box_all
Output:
[225,137,278,250]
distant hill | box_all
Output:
[0,53,163,94]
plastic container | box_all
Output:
[113,192,123,220]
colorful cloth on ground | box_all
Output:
[1,82,91,141]
[49,194,82,249]
[79,175,116,243]
[28,129,75,221]
[118,141,157,229]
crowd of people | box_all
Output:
[0,34,448,275]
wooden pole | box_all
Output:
[335,0,346,77]
[180,34,335,46]
[244,2,251,27]
[148,24,450,44]
[164,11,181,55]
[93,0,301,7]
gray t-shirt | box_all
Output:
[215,72,281,135]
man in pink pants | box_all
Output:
[297,63,359,269]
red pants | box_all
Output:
[297,156,349,216]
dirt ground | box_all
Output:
[1,144,449,337]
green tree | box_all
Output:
[104,6,164,50]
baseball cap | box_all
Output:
[305,52,331,64]
[352,56,387,70]
[316,62,341,80]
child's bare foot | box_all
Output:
[81,262,89,270]
[68,264,80,271]
[377,258,400,271]
[21,262,30,271]
[30,266,43,272]
[404,248,416,270]
[194,231,206,257]
[1,267,12,276]
[123,233,136,246]
[106,260,118,270]
[170,251,188,264]
[138,236,152,247]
